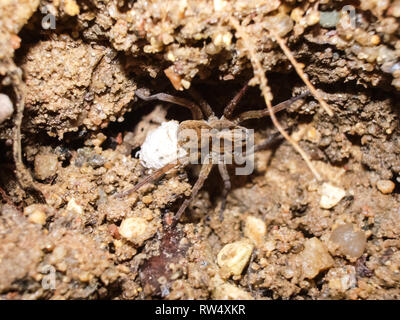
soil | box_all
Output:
[1,0,400,300]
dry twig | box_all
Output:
[229,17,322,181]
[7,59,45,201]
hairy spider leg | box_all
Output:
[188,87,215,118]
[252,126,294,153]
[217,162,231,221]
[135,89,204,120]
[233,91,310,124]
[223,82,249,120]
[115,157,188,198]
[172,162,213,226]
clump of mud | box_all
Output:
[1,0,400,300]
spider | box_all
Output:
[119,82,309,226]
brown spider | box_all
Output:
[120,82,309,226]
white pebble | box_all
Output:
[298,238,334,279]
[328,266,357,293]
[330,223,366,259]
[119,216,156,246]
[24,204,48,225]
[138,121,187,169]
[243,216,266,246]
[34,154,58,180]
[0,94,14,124]
[376,180,395,194]
[66,198,84,215]
[320,183,346,209]
[217,240,254,277]
[319,10,340,28]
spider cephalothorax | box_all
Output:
[176,117,251,167]
[120,83,309,225]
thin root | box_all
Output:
[8,59,46,202]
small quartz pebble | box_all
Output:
[327,266,357,293]
[164,66,183,91]
[298,237,334,279]
[376,180,395,194]
[217,240,254,277]
[119,216,157,246]
[0,93,14,124]
[319,10,340,28]
[24,204,48,225]
[320,183,346,209]
[64,0,80,16]
[34,154,59,180]
[142,195,153,205]
[243,216,266,246]
[330,223,366,260]
[66,198,84,215]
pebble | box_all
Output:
[320,183,346,209]
[119,216,156,246]
[393,77,400,90]
[328,266,357,293]
[298,238,334,279]
[0,93,14,124]
[290,7,304,23]
[164,66,183,91]
[78,271,93,282]
[319,11,340,28]
[376,179,395,194]
[243,216,266,246]
[66,198,84,215]
[64,0,80,16]
[306,10,320,26]
[142,195,153,205]
[330,224,366,259]
[24,204,48,225]
[217,240,254,277]
[263,14,294,37]
[34,154,58,180]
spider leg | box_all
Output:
[218,162,231,221]
[172,162,213,226]
[252,126,294,153]
[135,88,203,120]
[114,157,187,198]
[233,91,310,124]
[188,87,215,118]
[223,82,249,120]
[240,126,293,163]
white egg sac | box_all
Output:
[138,120,187,169]
[0,94,14,124]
